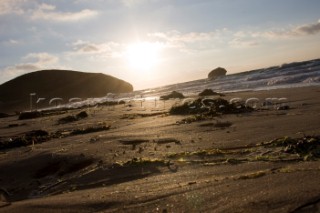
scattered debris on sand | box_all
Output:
[170,98,252,116]
[0,123,110,150]
[153,138,181,144]
[166,135,320,165]
[112,157,170,168]
[262,136,320,159]
[121,112,167,119]
[54,124,110,138]
[199,120,233,128]
[57,111,88,124]
[171,98,252,124]
[6,123,27,128]
[0,130,49,150]
[18,111,43,120]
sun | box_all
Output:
[125,42,162,71]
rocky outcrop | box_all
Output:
[0,70,133,113]
[208,67,227,80]
[160,91,185,100]
[198,89,225,97]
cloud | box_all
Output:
[121,0,149,7]
[0,0,25,15]
[72,40,102,53]
[74,0,152,7]
[30,3,98,22]
[70,40,123,58]
[121,0,139,7]
[229,38,258,48]
[294,20,320,35]
[253,19,320,39]
[147,30,219,53]
[23,52,59,65]
[146,19,320,53]
[1,52,61,83]
[149,30,215,43]
[1,39,22,46]
[8,39,20,45]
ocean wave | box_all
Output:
[303,76,320,83]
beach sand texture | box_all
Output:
[1,86,320,212]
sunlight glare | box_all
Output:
[125,42,162,72]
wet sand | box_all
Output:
[1,86,320,212]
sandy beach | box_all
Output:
[1,86,320,212]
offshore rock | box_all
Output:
[208,67,227,80]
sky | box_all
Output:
[0,0,320,90]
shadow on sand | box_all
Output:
[0,152,168,202]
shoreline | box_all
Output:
[3,84,319,115]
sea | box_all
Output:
[48,58,320,109]
[133,58,320,97]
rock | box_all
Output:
[198,89,221,96]
[208,67,227,80]
[0,70,134,113]
[160,91,185,100]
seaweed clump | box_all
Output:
[70,124,110,135]
[57,111,88,124]
[113,157,170,168]
[0,130,49,150]
[170,98,251,116]
[263,136,320,158]
[19,111,43,120]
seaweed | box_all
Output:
[237,171,267,180]
[121,112,167,119]
[0,123,111,150]
[167,148,225,159]
[262,136,320,158]
[0,130,50,150]
[112,157,170,168]
[199,120,232,128]
[170,98,251,116]
[6,123,27,128]
[118,139,149,145]
[18,111,43,120]
[57,111,88,124]
[70,125,110,135]
[172,98,252,124]
[176,114,208,124]
[154,138,181,144]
